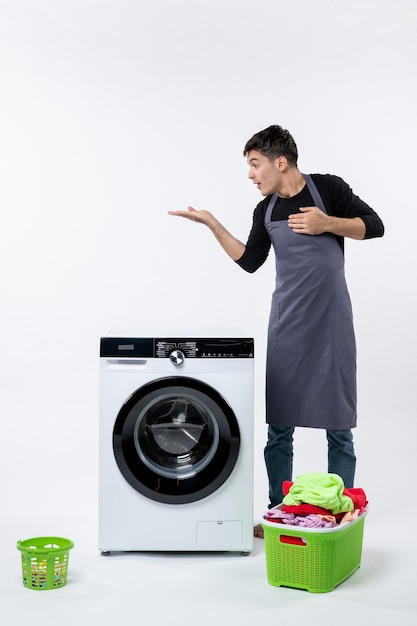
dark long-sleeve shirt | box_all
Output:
[236,173,384,273]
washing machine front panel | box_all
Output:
[113,376,240,504]
[99,335,254,552]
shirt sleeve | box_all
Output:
[316,174,385,239]
[235,200,271,273]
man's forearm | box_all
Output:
[325,216,366,240]
[210,219,246,260]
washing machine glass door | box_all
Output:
[113,377,240,504]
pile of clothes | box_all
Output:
[264,472,368,529]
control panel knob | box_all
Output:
[169,349,185,366]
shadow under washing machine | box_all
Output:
[99,334,254,554]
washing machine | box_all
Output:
[99,332,254,554]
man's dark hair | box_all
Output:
[243,125,298,166]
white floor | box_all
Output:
[1,396,416,624]
[2,509,416,625]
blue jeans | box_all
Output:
[264,425,356,507]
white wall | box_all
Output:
[1,0,415,525]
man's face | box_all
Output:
[247,150,281,196]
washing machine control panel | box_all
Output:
[156,339,254,359]
[100,337,254,358]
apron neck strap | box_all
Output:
[302,174,328,215]
[264,174,329,224]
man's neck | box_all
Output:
[276,168,305,198]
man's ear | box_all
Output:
[275,155,288,171]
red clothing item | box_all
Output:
[344,487,368,509]
[282,503,334,516]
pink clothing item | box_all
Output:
[340,509,361,524]
[264,509,337,529]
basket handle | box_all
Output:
[279,535,307,546]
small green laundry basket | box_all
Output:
[17,536,74,590]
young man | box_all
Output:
[169,125,384,537]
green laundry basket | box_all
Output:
[17,536,74,590]
[261,509,367,593]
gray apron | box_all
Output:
[265,174,357,429]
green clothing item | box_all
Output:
[282,472,354,514]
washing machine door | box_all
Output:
[113,377,240,504]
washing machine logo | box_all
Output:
[169,350,185,367]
